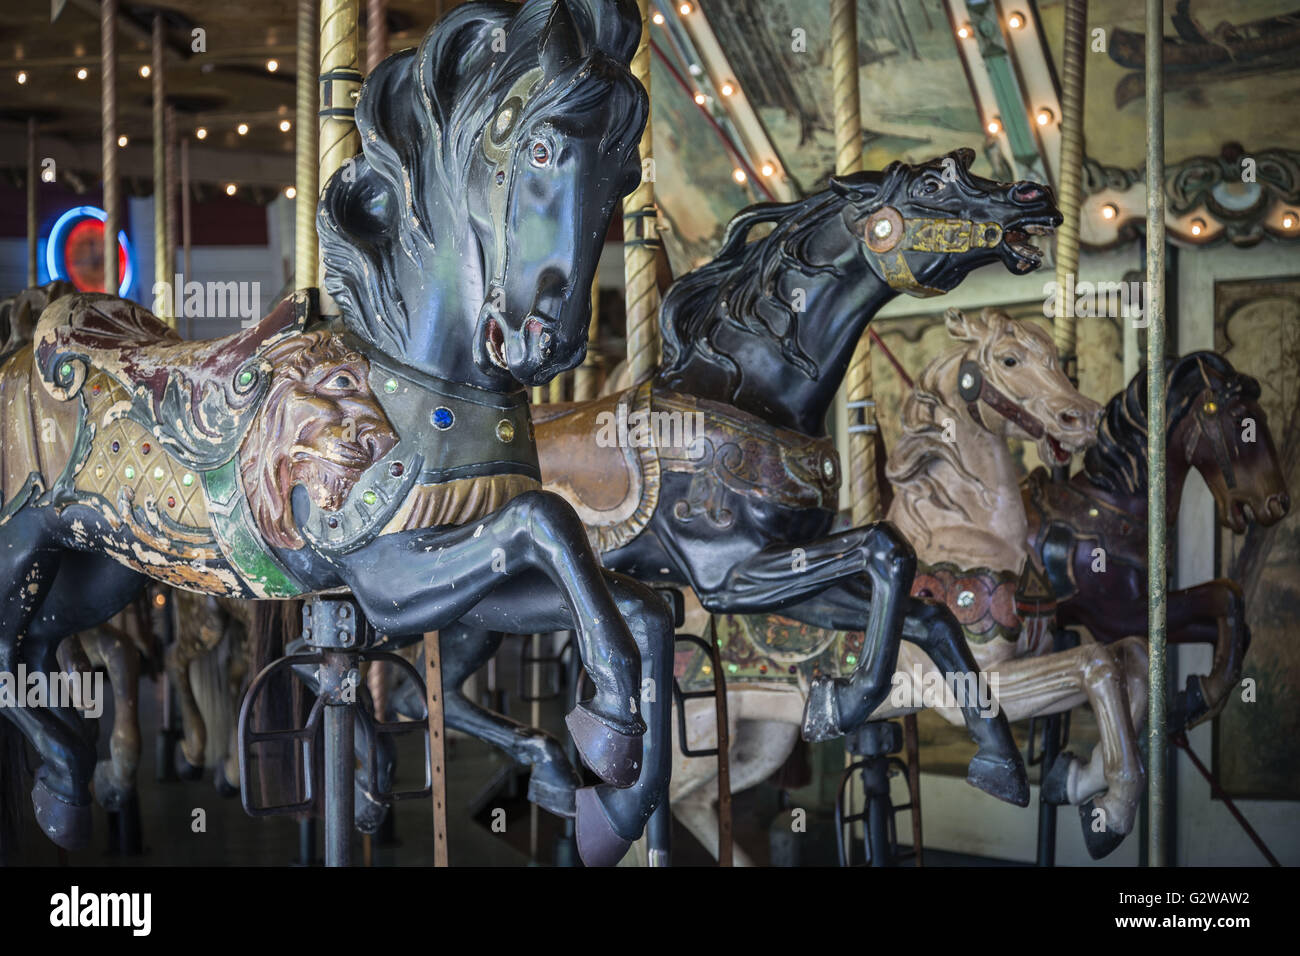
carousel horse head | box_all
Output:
[943,307,1102,466]
[319,0,647,388]
[830,148,1062,296]
[1085,352,1290,533]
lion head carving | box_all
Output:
[239,331,398,549]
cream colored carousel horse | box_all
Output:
[669,309,1147,862]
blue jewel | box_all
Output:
[432,406,455,430]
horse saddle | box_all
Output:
[34,291,310,471]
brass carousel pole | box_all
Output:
[26,117,38,288]
[366,0,387,72]
[295,0,319,290]
[181,135,192,338]
[623,0,660,387]
[573,274,602,400]
[317,0,363,869]
[1144,0,1169,868]
[101,0,120,296]
[152,13,172,326]
[1053,0,1087,378]
[834,0,879,527]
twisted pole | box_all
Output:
[366,0,387,72]
[623,0,660,386]
[165,103,178,318]
[1053,0,1088,377]
[152,13,172,325]
[833,0,878,526]
[101,0,119,296]
[1144,0,1169,868]
[295,0,319,290]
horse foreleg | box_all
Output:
[83,627,142,812]
[700,524,915,742]
[1167,579,1247,728]
[439,623,580,818]
[986,642,1143,858]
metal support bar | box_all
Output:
[26,117,37,288]
[1144,0,1169,868]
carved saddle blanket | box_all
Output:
[911,559,1057,655]
[14,292,539,599]
[537,382,840,554]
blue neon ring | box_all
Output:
[45,205,134,297]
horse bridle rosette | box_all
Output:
[957,358,1049,441]
[860,205,1004,296]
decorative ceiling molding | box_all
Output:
[1080,144,1300,249]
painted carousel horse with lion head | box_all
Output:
[0,0,671,867]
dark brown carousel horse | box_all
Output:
[1023,352,1290,732]
[435,149,1070,812]
[0,0,672,867]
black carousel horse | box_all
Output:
[515,149,1063,807]
[0,0,667,866]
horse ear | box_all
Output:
[954,147,976,169]
[540,0,585,76]
[564,0,641,64]
[944,307,990,343]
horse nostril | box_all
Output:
[1274,492,1291,517]
[1011,183,1042,203]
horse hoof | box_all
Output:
[801,675,846,743]
[92,761,132,813]
[1183,677,1217,730]
[565,705,641,789]
[528,774,576,818]
[32,775,92,851]
[1040,750,1078,806]
[214,765,239,799]
[354,783,390,834]
[175,745,204,782]
[966,748,1030,807]
[1079,798,1127,859]
[575,787,631,867]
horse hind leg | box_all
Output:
[80,625,142,812]
[439,624,581,817]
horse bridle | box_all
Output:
[481,68,546,292]
[858,205,1004,297]
[1188,364,1243,491]
[957,358,1051,440]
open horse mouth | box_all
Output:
[485,316,508,370]
[1041,434,1071,465]
[1002,220,1056,272]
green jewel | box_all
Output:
[60,362,73,379]
[237,369,254,387]
[153,466,164,481]
[384,378,398,394]
[845,654,857,665]
[182,472,194,487]
[124,465,136,480]
[362,490,377,506]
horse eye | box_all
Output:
[1001,356,1018,368]
[331,373,355,389]
[530,141,550,166]
[923,179,942,194]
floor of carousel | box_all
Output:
[5,667,1026,867]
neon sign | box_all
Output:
[45,205,134,297]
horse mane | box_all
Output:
[1083,351,1261,496]
[318,0,645,356]
[657,182,878,383]
[884,348,991,547]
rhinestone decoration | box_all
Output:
[182,473,194,487]
[167,496,176,508]
[237,369,254,387]
[872,219,893,239]
[957,590,975,608]
[383,378,398,394]
[362,490,377,506]
[111,441,120,453]
[822,457,835,478]
[389,462,404,477]
[495,419,515,443]
[141,442,151,455]
[432,407,454,430]
[152,466,164,481]
[960,372,976,391]
[124,465,136,480]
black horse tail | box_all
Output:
[246,599,309,814]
